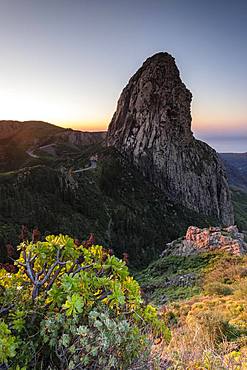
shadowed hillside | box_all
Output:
[0,142,217,266]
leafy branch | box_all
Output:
[16,248,92,300]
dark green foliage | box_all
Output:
[0,147,216,267]
[138,253,219,282]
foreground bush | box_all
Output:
[0,235,170,369]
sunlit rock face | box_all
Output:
[107,52,234,225]
[161,225,247,257]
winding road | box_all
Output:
[73,160,97,173]
[26,149,39,158]
[26,147,97,173]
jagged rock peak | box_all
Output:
[107,52,234,225]
[107,52,193,147]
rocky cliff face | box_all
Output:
[107,52,234,225]
[55,129,106,146]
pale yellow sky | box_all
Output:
[0,86,246,134]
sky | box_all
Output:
[0,0,246,151]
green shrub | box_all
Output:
[0,321,19,364]
[0,234,170,369]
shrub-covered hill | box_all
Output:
[136,225,247,303]
[0,146,216,267]
[136,229,247,368]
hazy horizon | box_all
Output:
[195,135,247,153]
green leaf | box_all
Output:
[62,294,84,316]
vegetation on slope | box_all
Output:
[0,147,217,267]
[137,251,247,369]
[0,234,169,369]
[136,252,219,304]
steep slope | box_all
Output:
[107,52,233,225]
[136,228,247,368]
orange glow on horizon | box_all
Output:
[62,115,246,134]
[59,120,109,132]
[0,88,112,132]
[0,88,245,134]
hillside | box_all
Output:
[137,225,247,304]
[0,144,216,267]
[0,56,245,269]
[136,226,247,368]
[0,120,105,172]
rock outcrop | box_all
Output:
[107,52,234,225]
[161,225,247,257]
[55,129,106,147]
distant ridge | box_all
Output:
[220,152,247,191]
[0,120,106,172]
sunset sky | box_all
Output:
[0,0,246,146]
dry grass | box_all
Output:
[149,323,247,369]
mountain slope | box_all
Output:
[137,225,247,304]
[136,227,247,368]
[0,145,217,266]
